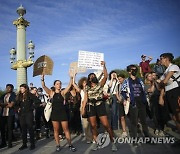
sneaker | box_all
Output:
[36,133,40,140]
[76,132,81,136]
[81,133,85,137]
[154,129,159,136]
[158,130,165,137]
[86,140,92,144]
[46,133,50,138]
[19,144,28,150]
[27,133,30,139]
[0,143,7,149]
[8,143,12,148]
[91,143,98,151]
[29,144,35,150]
[92,140,96,143]
[121,131,128,138]
[59,135,65,141]
[111,143,118,152]
[56,145,61,152]
[69,145,76,152]
[132,143,138,148]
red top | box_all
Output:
[139,60,151,73]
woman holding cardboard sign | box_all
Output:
[41,73,76,152]
[82,61,117,152]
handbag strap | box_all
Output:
[112,80,117,94]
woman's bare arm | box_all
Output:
[81,90,88,115]
[41,75,52,96]
[100,61,108,87]
[61,77,73,96]
[72,73,81,93]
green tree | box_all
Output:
[113,69,129,78]
[0,89,5,97]
[109,56,180,79]
[173,56,180,67]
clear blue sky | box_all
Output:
[0,0,180,90]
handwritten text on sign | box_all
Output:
[78,50,104,70]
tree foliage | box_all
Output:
[0,89,5,97]
[113,69,129,78]
[173,56,180,67]
[109,56,180,78]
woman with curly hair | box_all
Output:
[72,76,93,143]
[82,61,117,152]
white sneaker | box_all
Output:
[86,140,92,144]
[81,133,85,137]
[158,130,165,137]
[27,133,30,139]
[111,143,117,152]
[92,140,96,143]
[154,129,159,136]
[121,131,128,138]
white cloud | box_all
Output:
[61,63,68,66]
[0,0,179,89]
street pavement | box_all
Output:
[0,120,180,154]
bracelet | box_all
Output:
[41,79,44,81]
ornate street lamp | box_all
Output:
[10,5,35,89]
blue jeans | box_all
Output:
[111,95,119,130]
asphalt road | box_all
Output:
[0,120,180,154]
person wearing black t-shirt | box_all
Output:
[121,64,150,147]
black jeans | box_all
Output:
[150,95,170,131]
[19,112,34,145]
[111,95,119,130]
[0,116,14,145]
[35,107,49,131]
[67,106,82,133]
[128,102,149,138]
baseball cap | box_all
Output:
[141,55,146,58]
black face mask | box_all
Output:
[131,69,138,76]
[91,77,98,83]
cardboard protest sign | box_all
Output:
[78,50,104,70]
[33,55,53,77]
[69,62,86,75]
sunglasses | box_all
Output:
[131,68,137,71]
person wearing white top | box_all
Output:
[159,53,180,145]
[116,74,128,138]
[108,71,119,130]
[72,76,92,143]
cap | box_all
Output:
[141,55,146,58]
[37,87,43,92]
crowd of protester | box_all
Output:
[0,52,179,152]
